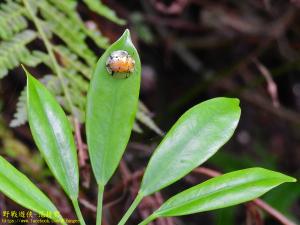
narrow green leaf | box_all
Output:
[86,29,141,185]
[26,70,79,200]
[0,156,65,224]
[155,168,296,217]
[140,97,241,196]
[83,0,126,25]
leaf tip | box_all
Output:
[120,29,133,46]
[216,97,240,108]
[233,98,240,106]
[278,175,297,185]
[123,29,130,38]
[227,97,240,109]
[230,98,241,115]
[21,65,34,83]
[288,177,297,183]
[21,64,29,76]
[255,167,297,183]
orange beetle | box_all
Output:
[106,50,135,77]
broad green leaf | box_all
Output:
[140,97,241,196]
[154,168,296,217]
[26,71,78,200]
[0,156,66,224]
[86,29,141,185]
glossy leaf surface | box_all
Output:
[0,156,65,223]
[86,29,141,185]
[26,71,78,200]
[140,98,241,196]
[155,168,296,217]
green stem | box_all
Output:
[72,199,87,225]
[117,192,144,225]
[57,213,68,225]
[138,214,157,225]
[22,0,76,115]
[96,184,105,225]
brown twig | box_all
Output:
[73,118,91,188]
[102,215,109,225]
[104,170,144,203]
[192,167,221,177]
[154,193,175,225]
[253,199,297,225]
[241,90,300,126]
[79,198,97,213]
[150,0,189,15]
[118,160,173,225]
[73,118,88,167]
[246,202,264,225]
[252,58,280,108]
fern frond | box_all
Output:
[47,0,109,49]
[2,0,161,135]
[63,70,89,93]
[133,122,143,133]
[40,73,87,121]
[40,74,64,96]
[83,0,126,25]
[54,45,92,79]
[0,0,27,40]
[31,50,52,67]
[36,1,97,66]
[82,22,109,49]
[0,30,40,79]
[10,87,27,127]
[47,0,77,13]
[136,103,164,136]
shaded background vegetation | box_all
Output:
[0,0,299,225]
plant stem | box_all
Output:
[22,0,76,115]
[137,214,157,225]
[72,199,87,225]
[117,192,144,225]
[96,184,105,225]
[253,199,297,225]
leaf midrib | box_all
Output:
[101,80,124,184]
[158,176,284,215]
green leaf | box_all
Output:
[26,69,79,200]
[140,97,241,196]
[0,156,65,224]
[83,0,126,25]
[154,168,296,217]
[86,29,141,185]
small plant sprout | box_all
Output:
[0,30,296,225]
